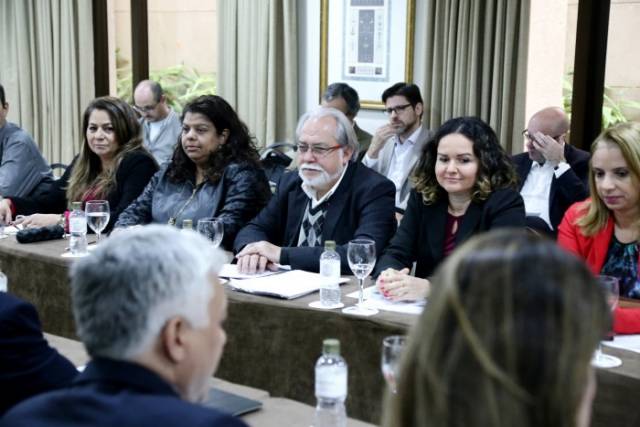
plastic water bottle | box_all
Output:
[0,271,7,292]
[68,201,88,255]
[313,339,347,427]
[319,241,341,306]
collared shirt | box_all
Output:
[300,162,349,208]
[362,126,422,208]
[520,160,571,229]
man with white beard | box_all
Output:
[234,107,396,274]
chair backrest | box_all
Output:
[260,142,295,193]
[49,163,67,179]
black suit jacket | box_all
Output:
[512,144,590,230]
[10,150,158,232]
[375,188,526,278]
[234,162,397,273]
[0,293,78,415]
[1,358,247,427]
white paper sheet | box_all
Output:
[346,286,424,315]
[219,263,291,279]
[603,334,640,354]
[227,270,348,299]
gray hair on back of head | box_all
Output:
[70,225,225,359]
[295,106,360,161]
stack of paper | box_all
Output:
[346,286,425,315]
[226,269,349,300]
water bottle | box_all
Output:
[68,201,88,255]
[319,241,341,306]
[313,338,347,427]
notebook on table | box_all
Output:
[203,388,263,416]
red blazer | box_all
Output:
[558,201,640,334]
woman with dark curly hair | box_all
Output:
[0,96,158,232]
[115,95,271,250]
[374,116,525,301]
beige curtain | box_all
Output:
[420,0,529,153]
[217,0,298,148]
[0,0,94,165]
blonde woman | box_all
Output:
[558,121,640,333]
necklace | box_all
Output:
[168,185,202,226]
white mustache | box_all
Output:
[300,164,326,172]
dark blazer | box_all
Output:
[0,293,77,415]
[0,357,247,427]
[9,150,158,232]
[512,144,590,230]
[375,188,526,278]
[234,162,397,273]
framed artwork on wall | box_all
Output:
[319,0,415,110]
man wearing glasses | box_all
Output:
[133,80,182,165]
[512,106,590,234]
[362,82,432,216]
[234,107,396,274]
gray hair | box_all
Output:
[322,82,361,118]
[70,225,226,359]
[295,106,359,160]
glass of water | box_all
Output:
[85,200,110,243]
[381,335,407,393]
[197,218,224,248]
[342,238,378,316]
[592,275,622,368]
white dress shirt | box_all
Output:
[520,160,571,229]
[363,126,422,208]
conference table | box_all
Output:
[43,333,372,427]
[1,235,640,426]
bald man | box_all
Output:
[133,80,182,165]
[512,107,590,234]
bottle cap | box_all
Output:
[71,201,82,210]
[322,338,340,355]
[182,219,193,229]
[324,240,336,251]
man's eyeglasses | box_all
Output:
[383,103,413,115]
[522,129,564,141]
[133,103,158,113]
[294,143,343,157]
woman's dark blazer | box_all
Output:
[9,150,158,232]
[374,188,526,278]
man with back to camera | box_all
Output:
[512,106,590,235]
[321,82,372,161]
[233,106,397,274]
[0,292,78,415]
[133,80,182,165]
[0,83,53,198]
[361,82,432,215]
[1,225,247,427]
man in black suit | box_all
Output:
[0,293,78,415]
[512,107,589,234]
[1,226,246,427]
[234,107,397,274]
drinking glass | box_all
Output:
[381,335,406,393]
[197,218,224,248]
[342,239,378,316]
[592,275,622,368]
[85,200,110,243]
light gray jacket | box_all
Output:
[0,122,52,197]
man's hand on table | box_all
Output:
[236,241,282,274]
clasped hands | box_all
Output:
[236,241,282,274]
[376,267,430,301]
[0,199,58,228]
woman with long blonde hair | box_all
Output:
[558,121,640,333]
